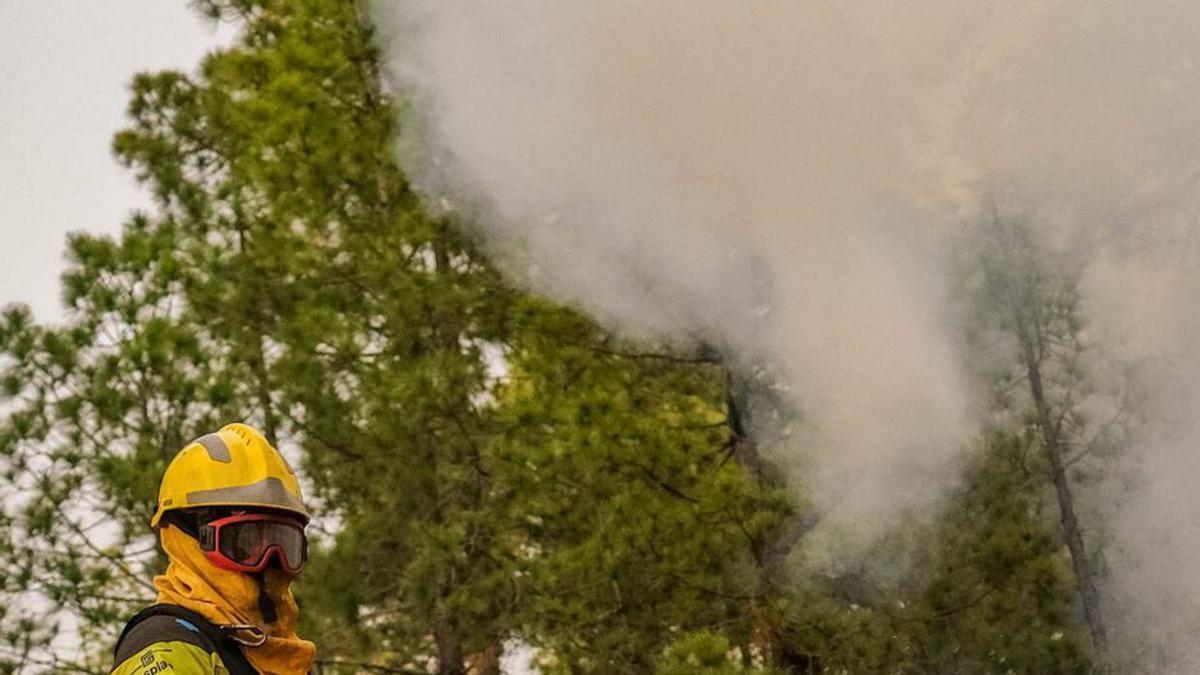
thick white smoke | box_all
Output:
[381,2,974,531]
[377,0,1200,663]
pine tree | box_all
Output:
[493,303,791,673]
[959,212,1130,667]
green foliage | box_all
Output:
[655,631,776,675]
[497,302,790,673]
[912,432,1092,673]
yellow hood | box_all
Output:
[155,525,317,675]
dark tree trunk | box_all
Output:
[434,607,466,675]
[1017,323,1108,656]
[726,369,821,674]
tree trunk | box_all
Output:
[434,607,466,675]
[1018,326,1108,656]
[233,223,280,446]
[726,369,820,674]
[249,333,280,446]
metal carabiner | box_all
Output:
[219,623,269,647]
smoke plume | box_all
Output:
[377,0,1200,663]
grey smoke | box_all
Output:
[381,1,973,531]
[377,0,1200,664]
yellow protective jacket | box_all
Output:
[111,612,238,675]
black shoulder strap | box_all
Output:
[114,604,259,675]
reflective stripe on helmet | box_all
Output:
[185,476,307,517]
[194,433,232,463]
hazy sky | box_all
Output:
[0,1,230,322]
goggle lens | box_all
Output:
[211,517,307,572]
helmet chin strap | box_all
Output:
[253,569,279,625]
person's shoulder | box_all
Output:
[112,614,221,674]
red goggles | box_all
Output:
[198,513,308,574]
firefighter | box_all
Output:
[111,423,317,675]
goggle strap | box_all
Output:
[198,524,217,552]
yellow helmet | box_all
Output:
[151,422,308,527]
